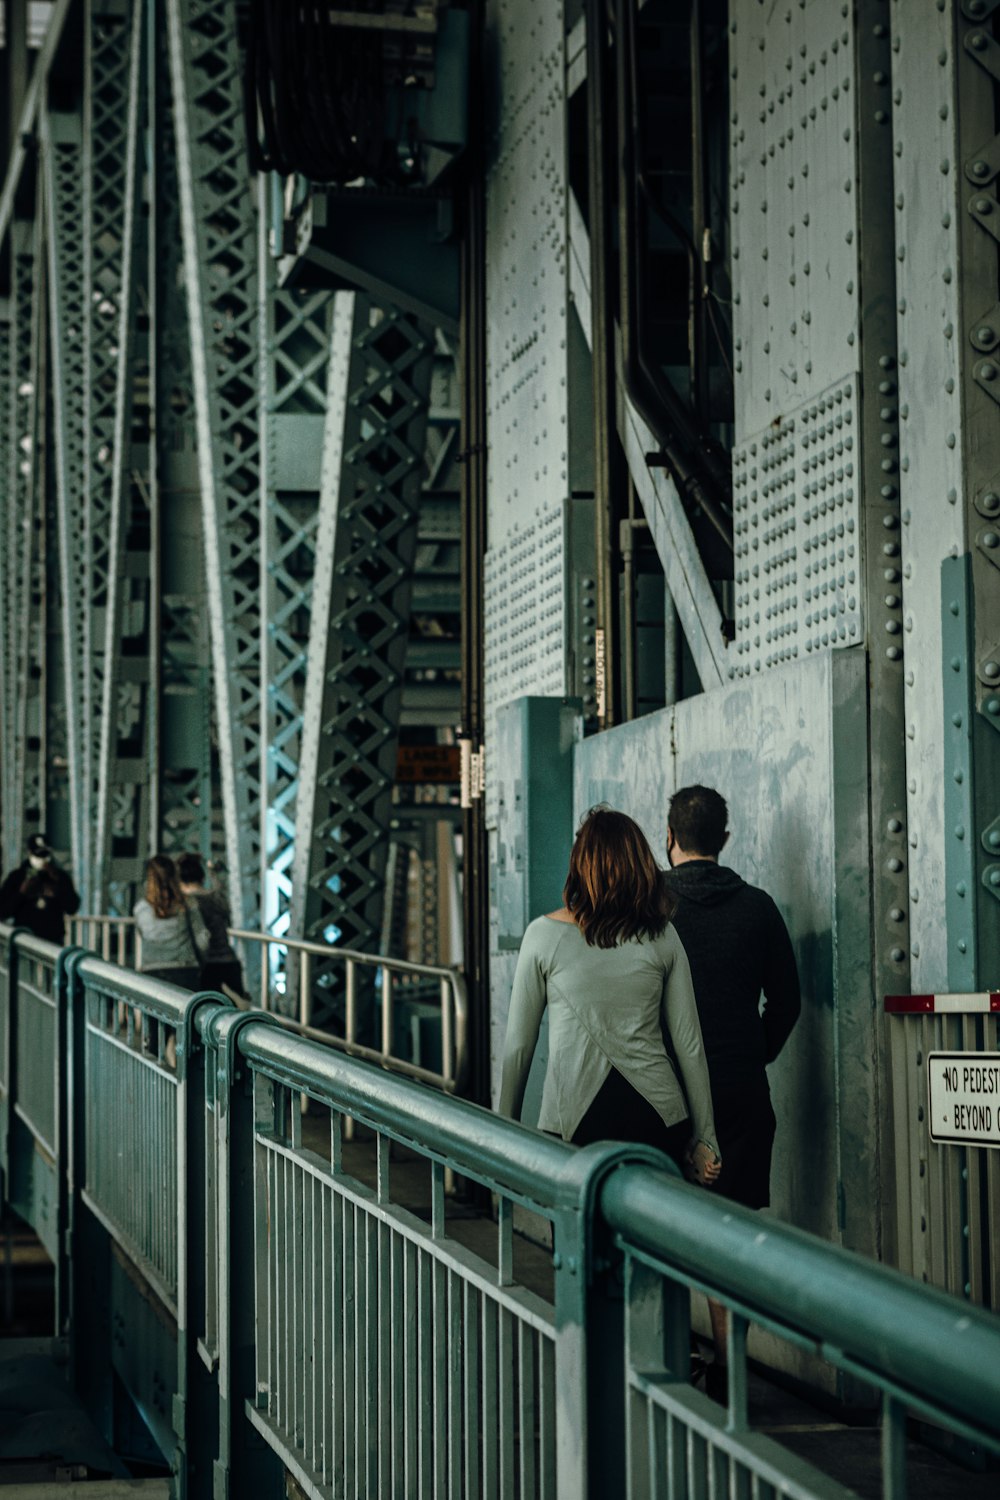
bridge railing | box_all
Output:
[2,923,1000,1499]
[230,928,468,1095]
[68,913,141,967]
[67,916,468,1096]
[601,1165,1000,1500]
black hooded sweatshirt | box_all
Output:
[662,861,800,1101]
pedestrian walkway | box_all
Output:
[2,925,999,1496]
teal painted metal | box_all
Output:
[5,216,43,867]
[601,1164,1000,1482]
[166,0,264,931]
[3,924,1000,1497]
[258,202,339,964]
[941,555,978,991]
[289,297,434,1026]
[42,110,88,888]
[493,696,583,952]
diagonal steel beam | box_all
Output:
[167,0,262,926]
[92,0,145,908]
[42,110,88,888]
[291,297,434,1026]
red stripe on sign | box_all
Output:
[884,995,935,1013]
[992,994,1000,1012]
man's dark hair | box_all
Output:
[668,785,729,857]
[176,852,205,885]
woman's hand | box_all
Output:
[683,1139,722,1187]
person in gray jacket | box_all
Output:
[499,806,720,1183]
[133,854,209,990]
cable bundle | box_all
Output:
[245,0,432,185]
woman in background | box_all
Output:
[177,852,244,996]
[133,854,209,991]
[499,806,721,1182]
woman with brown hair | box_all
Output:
[133,854,209,991]
[499,807,721,1182]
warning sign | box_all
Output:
[927,1052,1000,1149]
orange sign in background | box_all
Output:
[395,745,461,784]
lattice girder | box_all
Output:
[291,300,433,1026]
[167,0,263,927]
[43,111,89,888]
[260,244,341,952]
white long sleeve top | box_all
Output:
[498,915,718,1153]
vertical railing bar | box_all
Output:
[331,1108,343,1175]
[432,1159,446,1239]
[299,947,310,1029]
[498,1196,513,1288]
[432,1254,447,1498]
[346,959,357,1046]
[440,975,453,1085]
[481,1296,498,1500]
[518,1320,537,1499]
[345,961,357,1141]
[376,1131,389,1206]
[498,1306,514,1500]
[464,1281,480,1500]
[381,966,392,1059]
[404,1236,418,1492]
[726,1312,749,1433]
[418,1245,433,1493]
[390,1227,405,1493]
[882,1393,908,1500]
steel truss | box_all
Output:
[167,0,263,928]
[291,297,434,1027]
[43,110,88,887]
[259,210,339,952]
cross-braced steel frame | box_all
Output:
[290,297,434,1027]
[167,0,263,928]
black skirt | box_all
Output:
[571,1066,690,1168]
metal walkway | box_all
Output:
[1,924,999,1498]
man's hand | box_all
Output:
[684,1139,722,1187]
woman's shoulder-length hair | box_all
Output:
[145,854,181,920]
[563,805,676,949]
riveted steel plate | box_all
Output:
[890,3,974,990]
[484,0,569,822]
[733,375,862,676]
[484,503,566,822]
[731,0,861,436]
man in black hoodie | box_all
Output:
[662,784,800,1393]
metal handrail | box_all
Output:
[68,913,140,966]
[229,927,469,1095]
[68,915,469,1096]
[600,1163,1000,1457]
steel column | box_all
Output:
[43,111,88,888]
[258,189,339,952]
[166,0,263,929]
[290,298,434,1026]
